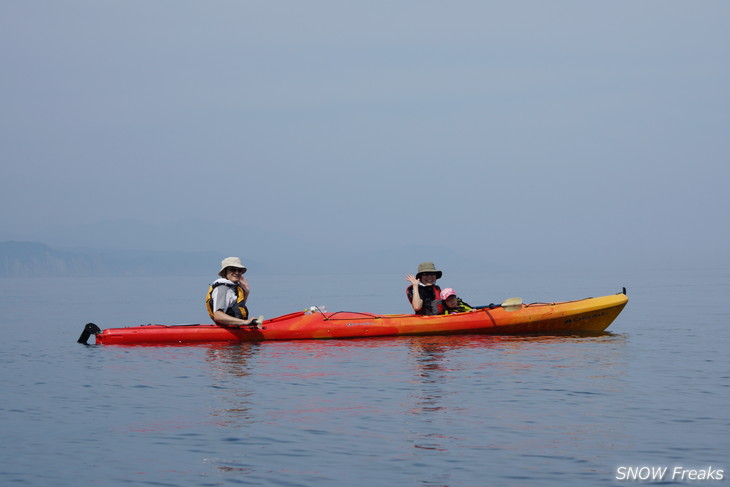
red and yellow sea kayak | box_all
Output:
[83,291,628,345]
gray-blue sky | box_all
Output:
[2,1,728,270]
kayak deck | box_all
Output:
[90,292,628,345]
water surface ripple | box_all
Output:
[1,271,728,486]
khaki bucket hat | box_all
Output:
[416,262,442,279]
[218,256,247,277]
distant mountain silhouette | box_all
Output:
[0,241,101,277]
[0,239,491,278]
[2,218,495,277]
[0,241,222,277]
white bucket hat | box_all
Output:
[218,256,247,277]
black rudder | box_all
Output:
[77,323,101,345]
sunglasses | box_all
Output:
[227,268,245,274]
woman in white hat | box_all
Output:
[205,257,262,326]
[405,262,444,315]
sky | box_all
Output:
[1,1,729,272]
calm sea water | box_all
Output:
[1,269,728,486]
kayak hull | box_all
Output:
[94,292,628,345]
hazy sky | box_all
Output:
[2,1,728,270]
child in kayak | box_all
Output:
[441,288,475,314]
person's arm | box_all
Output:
[239,277,250,305]
[211,285,257,325]
[212,310,258,326]
[405,274,423,312]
